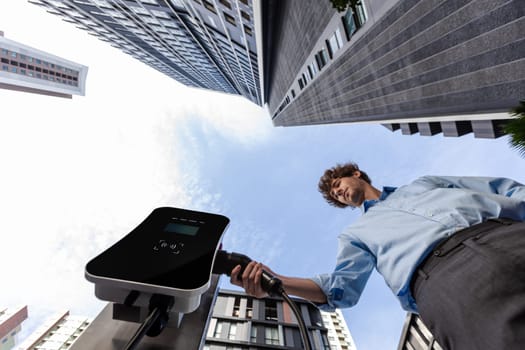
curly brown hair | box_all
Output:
[318,162,371,208]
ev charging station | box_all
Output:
[70,206,312,350]
[71,207,230,350]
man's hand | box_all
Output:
[230,261,328,304]
[230,261,272,298]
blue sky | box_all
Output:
[1,1,525,349]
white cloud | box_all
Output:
[1,3,275,344]
[161,88,273,148]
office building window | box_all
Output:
[214,321,224,338]
[246,298,253,319]
[283,326,302,347]
[315,48,329,70]
[243,25,252,36]
[342,3,367,40]
[326,28,343,58]
[232,297,241,317]
[240,10,250,21]
[219,0,231,9]
[264,326,279,345]
[250,325,257,343]
[203,0,216,14]
[342,10,356,40]
[223,12,236,26]
[228,323,237,340]
[321,333,331,350]
[298,73,309,90]
[308,65,315,80]
[265,300,278,321]
[355,2,367,26]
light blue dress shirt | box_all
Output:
[311,176,525,313]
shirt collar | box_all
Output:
[362,186,397,213]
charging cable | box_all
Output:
[122,250,313,350]
[123,294,174,350]
[213,250,313,350]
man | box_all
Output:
[231,162,525,350]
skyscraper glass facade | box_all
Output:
[30,0,261,105]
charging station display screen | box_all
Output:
[86,207,230,291]
[164,222,199,236]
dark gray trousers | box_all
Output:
[411,219,525,350]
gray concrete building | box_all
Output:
[258,0,524,138]
[30,0,261,105]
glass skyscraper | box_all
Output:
[29,0,261,105]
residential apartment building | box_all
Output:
[0,31,87,98]
[29,0,261,105]
[204,289,356,350]
[258,0,524,138]
[0,306,28,350]
[18,311,91,350]
[397,313,442,350]
[320,309,356,350]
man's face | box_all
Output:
[329,172,366,207]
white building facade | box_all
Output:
[18,311,91,350]
[0,32,87,98]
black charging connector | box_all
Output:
[213,250,312,350]
[123,249,313,350]
[213,250,284,297]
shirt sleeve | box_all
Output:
[310,234,375,312]
[416,176,525,201]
